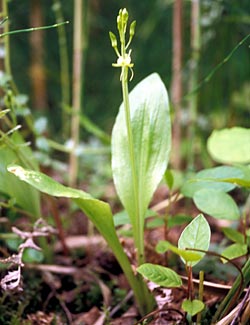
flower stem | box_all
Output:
[121,65,145,266]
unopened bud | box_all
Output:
[109,31,117,48]
[129,20,136,38]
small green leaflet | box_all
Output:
[137,263,182,287]
[221,243,247,263]
[178,214,210,266]
[182,299,204,316]
[156,240,202,262]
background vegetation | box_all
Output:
[8,0,250,140]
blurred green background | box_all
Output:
[8,0,250,137]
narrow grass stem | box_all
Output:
[69,0,83,187]
[52,0,71,138]
[196,270,204,324]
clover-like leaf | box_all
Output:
[182,299,204,316]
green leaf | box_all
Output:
[181,166,242,198]
[0,133,40,217]
[111,73,171,229]
[6,238,22,251]
[156,240,202,262]
[8,165,141,287]
[167,169,184,191]
[168,214,193,228]
[207,127,250,164]
[22,248,44,263]
[221,243,248,263]
[182,299,204,316]
[218,165,250,188]
[137,263,182,287]
[7,165,154,315]
[146,214,192,229]
[194,189,240,220]
[178,214,210,266]
[222,227,245,244]
[7,165,121,255]
[146,217,164,229]
[114,208,157,227]
[164,170,174,190]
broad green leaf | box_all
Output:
[181,166,242,198]
[7,165,137,284]
[194,189,240,220]
[207,127,250,164]
[111,73,171,229]
[7,165,121,254]
[8,164,158,316]
[178,214,210,266]
[222,227,245,244]
[0,133,40,217]
[156,240,202,262]
[137,263,182,287]
[221,243,247,263]
[182,299,204,316]
[218,165,250,188]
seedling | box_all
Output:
[138,214,210,321]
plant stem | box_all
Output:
[0,0,17,95]
[196,270,204,324]
[106,225,155,315]
[171,0,183,169]
[120,63,156,316]
[52,0,71,138]
[69,0,84,187]
[121,65,145,266]
[187,0,201,171]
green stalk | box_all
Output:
[99,216,154,316]
[187,0,200,171]
[52,0,71,138]
[196,270,204,324]
[110,9,155,314]
[69,0,83,187]
[121,64,144,266]
[117,10,145,266]
[0,0,17,96]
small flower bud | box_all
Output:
[121,8,128,23]
[129,20,136,38]
[109,31,117,48]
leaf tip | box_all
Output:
[7,165,26,180]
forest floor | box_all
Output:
[0,182,245,325]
